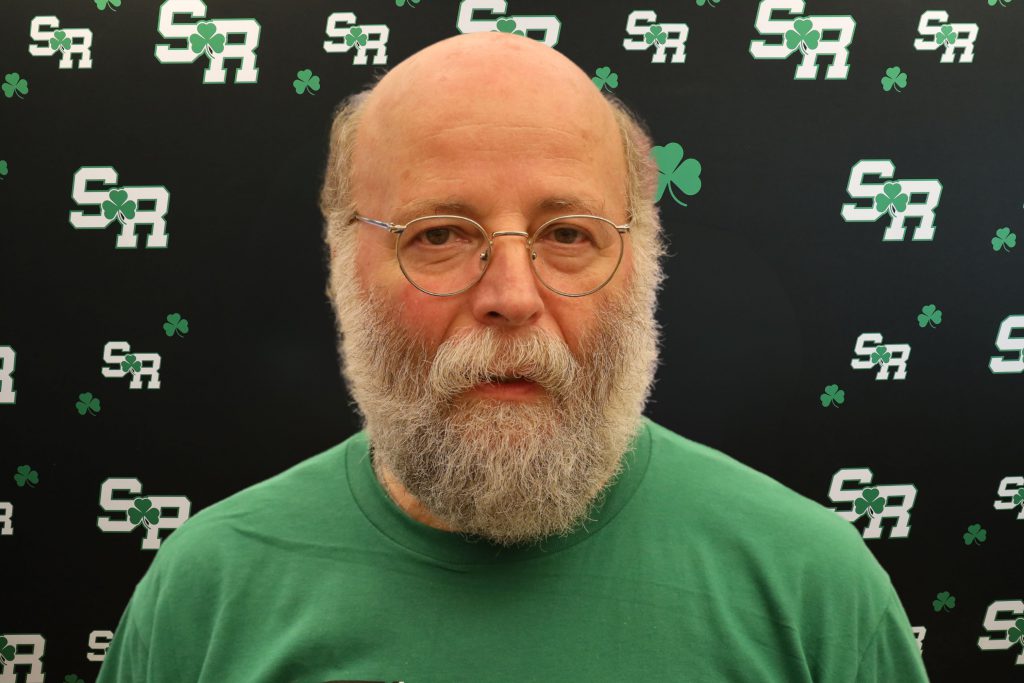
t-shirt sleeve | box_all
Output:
[95,593,150,682]
[854,584,930,682]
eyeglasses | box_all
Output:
[352,213,631,297]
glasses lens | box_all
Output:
[397,216,488,295]
[532,217,622,295]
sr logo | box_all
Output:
[840,160,942,242]
[69,167,171,249]
[29,16,93,69]
[749,0,856,80]
[97,478,191,550]
[154,0,261,84]
[456,0,561,46]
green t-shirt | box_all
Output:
[97,416,929,682]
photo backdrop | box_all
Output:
[2,1,1023,681]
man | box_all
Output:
[98,32,929,682]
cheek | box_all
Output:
[398,288,452,350]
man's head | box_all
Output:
[319,31,668,548]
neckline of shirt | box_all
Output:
[345,416,653,566]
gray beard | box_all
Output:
[329,251,661,549]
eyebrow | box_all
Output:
[392,195,607,225]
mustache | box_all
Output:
[427,326,581,398]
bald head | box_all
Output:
[350,32,626,225]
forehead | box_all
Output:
[354,76,627,223]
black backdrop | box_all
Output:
[2,1,1023,681]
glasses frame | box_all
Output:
[352,212,632,298]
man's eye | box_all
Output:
[421,228,453,245]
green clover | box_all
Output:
[645,25,667,45]
[13,465,39,488]
[963,523,987,545]
[163,312,190,337]
[189,21,226,58]
[127,497,161,528]
[495,18,525,36]
[121,354,142,374]
[696,0,721,6]
[785,18,820,54]
[346,26,369,46]
[396,0,421,6]
[102,188,137,223]
[0,636,16,662]
[592,66,618,91]
[95,0,122,9]
[881,66,907,93]
[0,159,7,179]
[819,384,845,408]
[874,182,909,216]
[1008,618,1024,644]
[932,591,956,612]
[935,24,958,45]
[870,345,891,365]
[76,391,101,415]
[49,30,72,52]
[652,142,702,206]
[917,304,942,328]
[992,226,1016,252]
[3,73,29,99]
[854,487,886,518]
[988,0,1014,5]
[1013,487,1024,507]
[293,69,320,95]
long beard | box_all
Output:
[328,248,661,548]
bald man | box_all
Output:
[99,32,929,682]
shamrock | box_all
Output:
[1008,618,1024,644]
[495,18,525,36]
[874,182,909,216]
[121,354,142,374]
[189,21,226,58]
[992,226,1016,252]
[881,66,907,93]
[934,24,958,45]
[785,18,820,54]
[932,591,956,612]
[1013,487,1024,507]
[293,69,320,95]
[0,636,16,663]
[696,0,721,6]
[13,465,39,488]
[854,488,886,518]
[870,346,891,365]
[163,312,190,337]
[3,73,29,99]
[963,523,987,545]
[128,497,161,528]
[396,0,421,6]
[644,25,667,45]
[819,384,845,408]
[592,66,618,91]
[346,26,369,46]
[49,30,72,52]
[102,188,137,223]
[75,392,101,415]
[988,0,1013,5]
[95,0,122,9]
[917,304,942,328]
[0,160,7,179]
[652,142,702,206]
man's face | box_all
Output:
[327,33,661,548]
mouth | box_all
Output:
[471,374,542,398]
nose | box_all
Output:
[469,230,545,326]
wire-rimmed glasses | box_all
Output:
[353,212,631,297]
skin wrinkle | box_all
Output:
[321,31,667,548]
